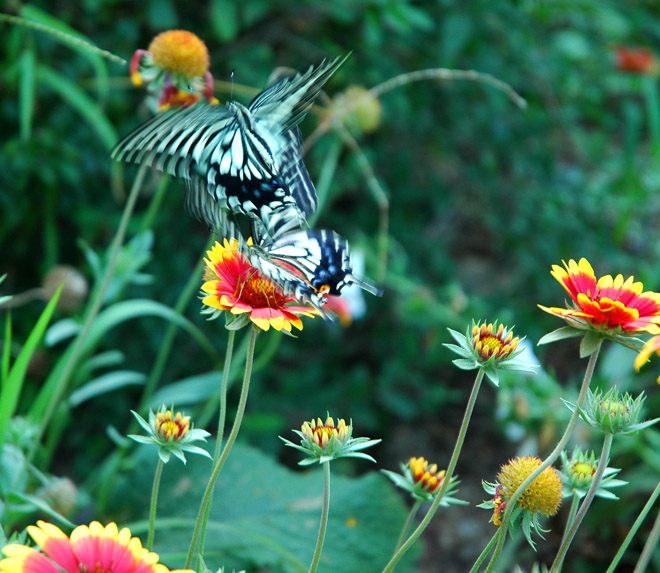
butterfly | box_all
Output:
[112,55,348,241]
[246,229,382,311]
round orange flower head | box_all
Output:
[539,258,660,336]
[129,30,217,111]
[0,520,193,573]
[480,456,561,547]
[281,416,381,465]
[201,239,318,334]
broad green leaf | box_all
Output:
[148,372,219,408]
[28,300,218,422]
[6,491,76,529]
[211,0,239,42]
[0,285,62,450]
[36,65,117,149]
[68,370,146,407]
[111,443,418,572]
[20,5,115,97]
[19,46,35,141]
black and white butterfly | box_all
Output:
[112,56,347,241]
[247,229,382,311]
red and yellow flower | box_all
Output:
[539,258,660,334]
[0,521,192,573]
[201,239,318,332]
[615,46,660,75]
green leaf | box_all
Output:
[68,370,146,407]
[211,0,240,42]
[6,491,76,530]
[537,326,583,346]
[580,331,603,358]
[111,443,418,572]
[19,5,116,96]
[148,372,219,408]
[0,285,62,451]
[36,64,117,149]
[18,46,35,141]
[28,300,218,422]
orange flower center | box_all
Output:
[235,271,290,309]
[155,411,189,441]
[148,30,209,79]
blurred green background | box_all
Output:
[4,1,660,571]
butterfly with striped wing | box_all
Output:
[112,55,348,242]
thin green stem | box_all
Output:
[199,328,236,562]
[633,498,660,573]
[309,461,331,573]
[557,495,581,551]
[606,480,660,573]
[214,329,236,460]
[484,340,602,573]
[29,165,147,461]
[550,432,614,572]
[146,458,164,551]
[184,327,258,569]
[382,368,485,573]
[393,500,422,554]
[470,527,504,573]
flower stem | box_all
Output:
[557,495,581,551]
[393,500,422,554]
[184,326,258,569]
[309,461,331,573]
[382,368,485,573]
[633,499,660,573]
[470,526,504,573]
[146,458,164,551]
[214,328,235,460]
[198,328,236,561]
[483,340,602,573]
[29,164,148,462]
[550,432,613,571]
[605,480,660,573]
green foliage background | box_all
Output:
[3,1,660,571]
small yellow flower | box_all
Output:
[409,456,445,495]
[497,456,562,517]
[472,322,519,362]
[302,416,350,450]
[155,409,190,441]
[148,30,210,80]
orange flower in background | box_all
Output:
[539,258,660,334]
[0,521,192,573]
[201,239,318,332]
[615,46,660,75]
[129,29,217,111]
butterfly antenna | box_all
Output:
[347,274,383,297]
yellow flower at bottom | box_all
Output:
[0,520,193,573]
[498,456,562,516]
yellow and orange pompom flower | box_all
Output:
[0,521,193,573]
[129,29,218,112]
[201,239,318,333]
[539,258,660,335]
[497,456,562,517]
